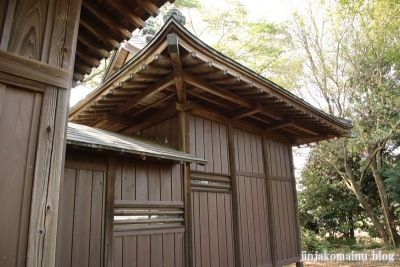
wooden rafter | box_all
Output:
[129,91,177,117]
[264,118,293,132]
[229,104,261,120]
[80,16,120,50]
[82,0,132,40]
[105,0,145,29]
[136,0,160,17]
[182,72,251,108]
[90,112,137,127]
[76,46,100,67]
[122,102,185,134]
[78,34,110,58]
[114,72,176,114]
[186,90,233,110]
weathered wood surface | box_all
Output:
[234,129,273,267]
[191,191,235,267]
[188,114,229,174]
[56,152,107,267]
[113,155,184,267]
[266,139,301,265]
[0,85,42,267]
[0,50,70,89]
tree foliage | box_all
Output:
[293,0,400,245]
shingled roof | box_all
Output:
[69,18,353,145]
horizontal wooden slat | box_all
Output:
[190,187,232,193]
[190,172,231,183]
[114,200,184,208]
[190,182,231,190]
[114,226,185,236]
[114,218,184,225]
[114,210,183,216]
[0,50,70,89]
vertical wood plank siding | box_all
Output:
[141,115,179,149]
[266,139,301,265]
[0,85,41,267]
[191,191,235,267]
[234,129,273,267]
[113,156,184,267]
[56,151,107,267]
[188,115,230,174]
[189,115,235,267]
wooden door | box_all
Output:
[56,152,107,267]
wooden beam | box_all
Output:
[136,0,160,17]
[184,61,212,72]
[182,72,251,108]
[229,104,260,120]
[104,112,137,126]
[80,16,120,50]
[168,33,186,103]
[75,46,101,67]
[291,121,319,135]
[264,118,293,132]
[114,72,176,114]
[74,60,92,75]
[259,105,284,121]
[186,90,233,110]
[0,50,71,89]
[82,0,131,40]
[122,102,182,134]
[78,34,110,58]
[105,0,144,29]
[128,91,176,117]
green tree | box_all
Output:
[292,0,400,245]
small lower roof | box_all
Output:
[67,123,207,165]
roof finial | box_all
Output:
[163,9,186,25]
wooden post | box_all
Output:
[227,125,242,267]
[179,110,193,266]
[105,155,117,267]
[288,146,304,267]
[263,137,277,267]
[0,0,82,266]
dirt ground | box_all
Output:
[285,248,400,267]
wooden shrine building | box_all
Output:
[0,1,353,267]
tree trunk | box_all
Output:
[370,160,400,246]
[344,161,389,242]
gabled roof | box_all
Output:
[69,18,353,145]
[67,123,207,164]
[73,0,171,84]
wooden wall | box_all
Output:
[141,115,179,149]
[0,0,81,266]
[191,191,235,267]
[113,157,185,267]
[0,86,41,267]
[188,115,230,174]
[234,129,273,267]
[56,151,107,267]
[188,115,235,266]
[266,139,300,266]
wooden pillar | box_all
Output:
[105,155,117,267]
[179,110,193,266]
[0,0,82,266]
[288,146,304,267]
[263,137,277,267]
[227,125,242,267]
